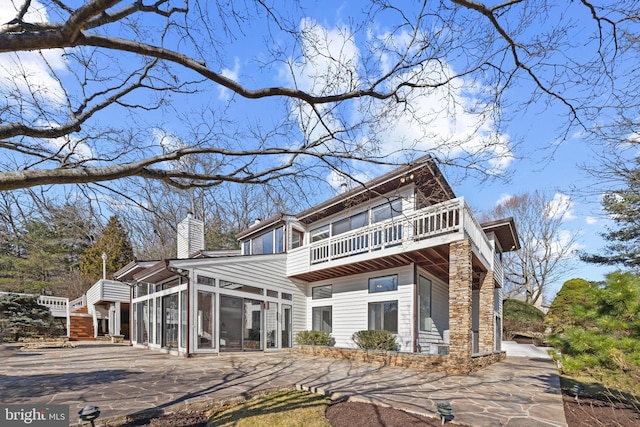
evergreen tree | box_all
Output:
[545,278,599,334]
[0,293,59,340]
[581,168,640,268]
[79,216,134,281]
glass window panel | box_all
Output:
[275,227,284,253]
[243,240,250,255]
[368,301,398,333]
[311,225,329,242]
[266,289,278,298]
[282,304,292,348]
[197,291,214,349]
[312,306,332,332]
[351,211,369,229]
[265,302,278,348]
[332,218,350,236]
[281,293,293,301]
[262,230,274,254]
[291,230,303,249]
[180,291,187,348]
[312,284,332,299]
[372,199,402,223]
[252,236,263,254]
[155,297,161,344]
[419,276,432,331]
[369,275,398,293]
[197,275,215,286]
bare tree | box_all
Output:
[484,191,580,305]
[0,1,637,192]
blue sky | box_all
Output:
[0,1,626,298]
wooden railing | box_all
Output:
[308,197,493,267]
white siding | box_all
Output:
[305,266,415,352]
[177,215,205,259]
[86,279,130,306]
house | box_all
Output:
[114,155,520,368]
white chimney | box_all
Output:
[177,213,204,259]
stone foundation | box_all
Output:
[292,346,506,375]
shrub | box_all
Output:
[0,294,58,341]
[295,330,333,346]
[352,330,398,351]
[502,299,545,340]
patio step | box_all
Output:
[69,314,94,341]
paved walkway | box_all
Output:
[0,343,567,426]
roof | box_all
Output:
[481,217,521,252]
[113,260,158,282]
[295,155,454,225]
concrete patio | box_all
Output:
[0,342,567,426]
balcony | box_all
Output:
[287,197,494,282]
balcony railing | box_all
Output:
[302,197,493,269]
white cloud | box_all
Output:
[586,216,597,225]
[218,57,241,100]
[0,2,67,104]
[546,193,575,221]
[495,193,514,207]
[285,19,514,177]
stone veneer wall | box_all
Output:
[479,270,496,354]
[449,239,473,359]
[292,346,506,376]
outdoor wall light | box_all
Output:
[436,401,452,425]
[78,405,100,426]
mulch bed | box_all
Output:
[117,390,640,426]
[562,392,640,427]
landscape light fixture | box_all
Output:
[78,405,100,427]
[437,401,452,425]
[101,252,107,280]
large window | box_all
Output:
[368,301,398,333]
[369,275,398,293]
[310,225,330,242]
[312,284,332,299]
[197,275,215,286]
[312,306,332,332]
[332,211,369,236]
[418,276,432,331]
[249,226,284,255]
[291,229,303,249]
[372,199,402,223]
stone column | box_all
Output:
[449,239,473,359]
[478,270,495,354]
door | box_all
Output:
[219,296,263,351]
[197,291,214,349]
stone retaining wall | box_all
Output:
[292,346,506,375]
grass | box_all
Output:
[207,389,331,427]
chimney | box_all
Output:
[177,213,205,259]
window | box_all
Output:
[418,276,432,331]
[197,275,215,287]
[281,292,293,301]
[312,306,332,332]
[312,284,332,299]
[275,227,284,253]
[372,199,402,223]
[291,229,303,249]
[332,211,369,236]
[369,275,398,293]
[266,289,278,298]
[242,240,250,255]
[220,280,263,295]
[368,301,398,333]
[310,225,329,242]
